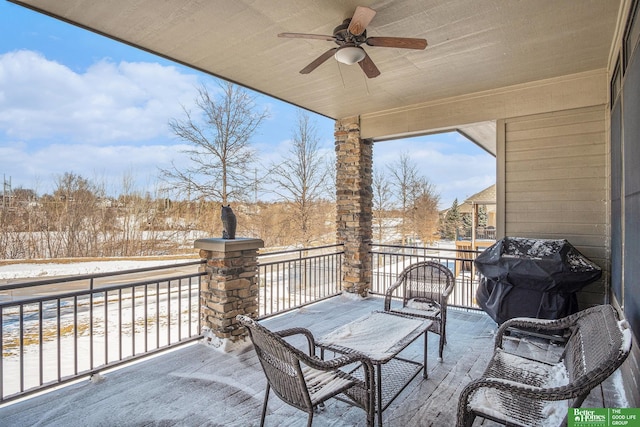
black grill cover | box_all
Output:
[475,237,602,324]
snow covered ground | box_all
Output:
[0,258,190,281]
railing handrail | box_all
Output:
[258,243,344,258]
[0,259,205,292]
[0,271,207,308]
[370,242,482,255]
[258,250,345,267]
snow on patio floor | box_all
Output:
[0,295,627,427]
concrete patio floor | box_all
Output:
[0,295,626,426]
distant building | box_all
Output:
[459,184,497,238]
[451,184,497,276]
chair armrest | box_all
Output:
[298,349,376,396]
[302,351,373,372]
[494,314,578,349]
[384,276,404,311]
[442,281,455,299]
[274,328,376,379]
[459,376,580,405]
[275,327,317,355]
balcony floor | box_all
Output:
[0,295,626,427]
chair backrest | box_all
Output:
[237,315,313,412]
[562,305,632,393]
[400,261,455,305]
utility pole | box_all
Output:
[2,175,11,209]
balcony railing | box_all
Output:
[0,242,481,403]
[370,243,483,309]
[258,244,344,317]
[456,226,497,241]
[0,261,205,403]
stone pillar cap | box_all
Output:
[194,237,264,252]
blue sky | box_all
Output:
[0,1,494,208]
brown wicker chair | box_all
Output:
[383,261,455,361]
[456,304,633,427]
[237,315,375,427]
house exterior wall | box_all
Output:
[501,105,609,308]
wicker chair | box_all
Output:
[456,304,633,427]
[383,261,455,361]
[237,315,375,427]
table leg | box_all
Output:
[423,330,428,379]
[376,364,383,427]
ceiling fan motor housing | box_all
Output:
[333,19,367,46]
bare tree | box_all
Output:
[47,172,103,257]
[162,81,269,204]
[387,152,420,245]
[372,169,393,243]
[410,178,440,245]
[269,112,329,245]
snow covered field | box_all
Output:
[0,258,190,282]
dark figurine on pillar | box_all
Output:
[221,205,237,239]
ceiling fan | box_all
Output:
[278,6,427,78]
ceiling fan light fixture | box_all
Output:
[334,46,366,65]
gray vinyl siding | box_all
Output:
[503,105,608,308]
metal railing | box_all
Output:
[0,242,477,403]
[0,261,205,403]
[457,226,497,241]
[370,243,483,309]
[258,244,344,317]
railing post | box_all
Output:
[194,237,264,351]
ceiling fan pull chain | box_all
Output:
[337,61,347,89]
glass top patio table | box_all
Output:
[316,310,432,426]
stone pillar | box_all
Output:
[335,116,373,296]
[194,237,264,351]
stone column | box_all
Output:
[194,237,264,351]
[335,116,373,296]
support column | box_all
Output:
[335,116,373,296]
[194,237,264,351]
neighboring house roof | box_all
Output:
[459,184,496,214]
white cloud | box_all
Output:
[0,50,199,144]
[373,134,496,209]
[0,50,205,195]
[0,140,191,195]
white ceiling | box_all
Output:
[11,0,622,152]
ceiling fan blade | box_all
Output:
[366,37,428,50]
[348,6,376,36]
[278,32,335,42]
[358,51,380,78]
[300,48,339,74]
